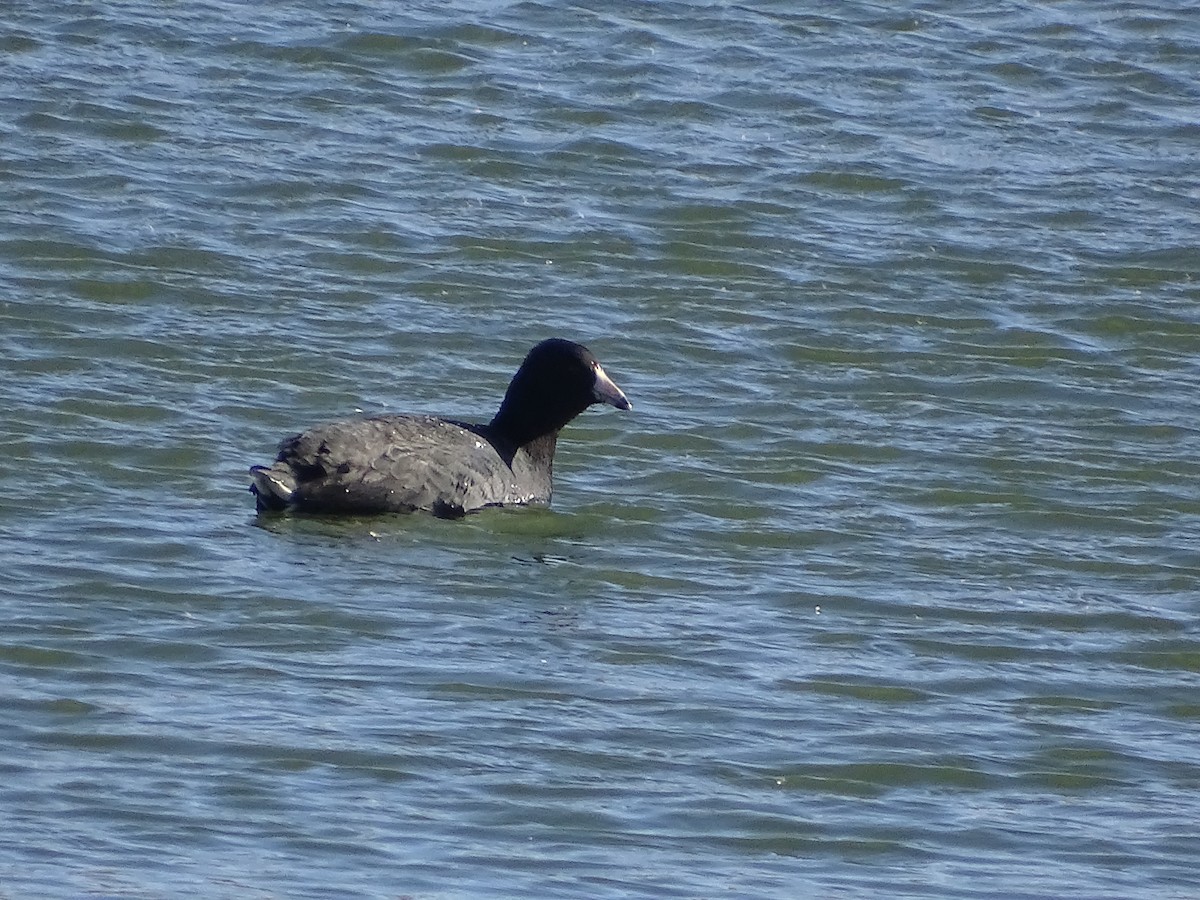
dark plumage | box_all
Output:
[249,338,631,517]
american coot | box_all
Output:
[249,338,631,517]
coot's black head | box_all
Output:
[489,338,631,446]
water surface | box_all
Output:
[2,1,1199,897]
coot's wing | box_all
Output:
[277,415,513,514]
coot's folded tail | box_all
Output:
[249,464,295,512]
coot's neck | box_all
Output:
[478,422,557,483]
[489,399,583,450]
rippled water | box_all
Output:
[3,1,1199,897]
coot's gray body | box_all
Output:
[249,339,630,517]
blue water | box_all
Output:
[3,1,1199,897]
